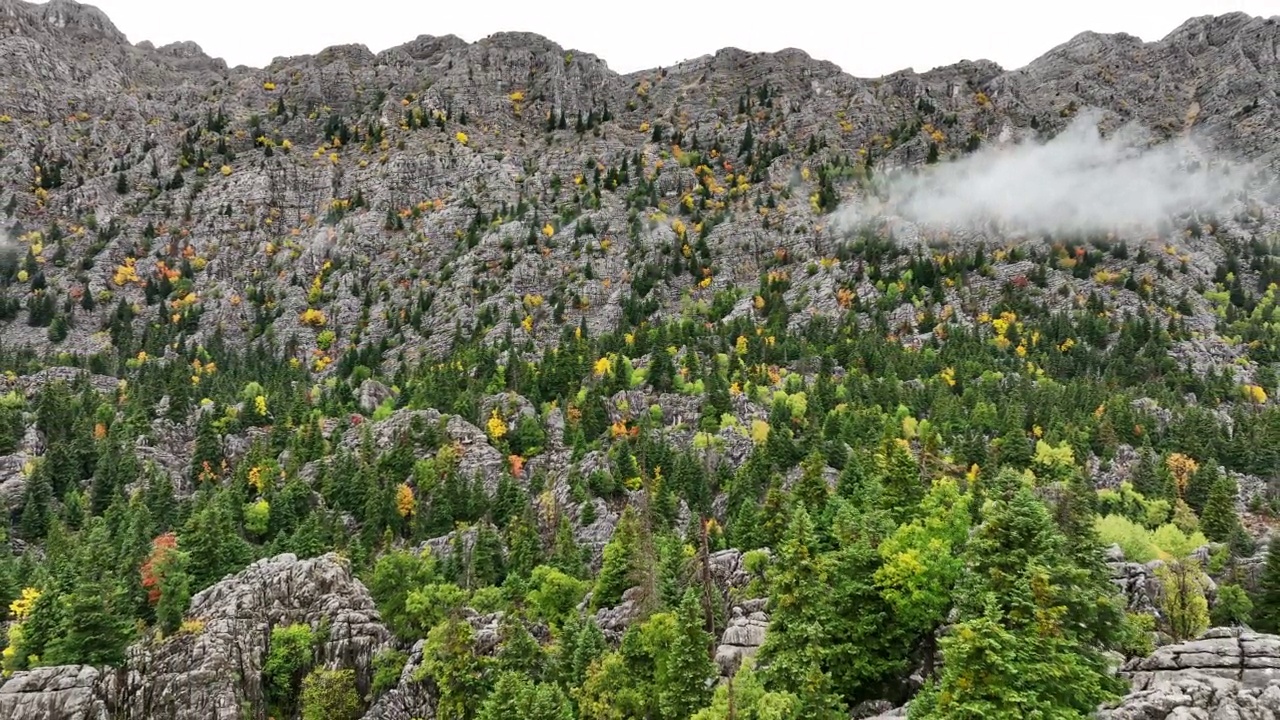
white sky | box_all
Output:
[81,0,1279,77]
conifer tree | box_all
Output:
[470,522,506,588]
[592,507,640,610]
[181,489,253,591]
[652,590,717,720]
[19,459,53,541]
[1200,475,1243,543]
[920,485,1124,717]
[1186,460,1221,514]
[757,507,842,715]
[794,450,830,516]
[154,548,192,634]
[1251,535,1280,633]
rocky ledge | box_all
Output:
[1102,627,1280,718]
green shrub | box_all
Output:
[264,623,316,713]
[1095,514,1156,562]
[371,648,409,696]
[300,668,361,720]
[1115,612,1155,657]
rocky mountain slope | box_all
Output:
[0,2,1278,720]
[0,0,1275,369]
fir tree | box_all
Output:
[592,508,640,610]
[19,460,53,540]
[1200,475,1242,543]
[1251,535,1280,633]
[757,507,842,714]
[470,522,506,588]
[1185,460,1221,514]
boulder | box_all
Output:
[713,605,769,676]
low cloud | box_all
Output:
[836,109,1261,238]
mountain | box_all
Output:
[0,2,1274,363]
[0,2,1277,719]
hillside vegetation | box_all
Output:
[0,2,1278,719]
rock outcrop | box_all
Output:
[714,603,769,676]
[0,553,396,720]
[1100,627,1280,718]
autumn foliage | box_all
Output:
[140,533,179,605]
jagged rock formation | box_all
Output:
[0,0,1272,371]
[1102,627,1280,718]
[0,0,1271,520]
[714,603,769,675]
[0,553,395,720]
[1123,627,1280,691]
[0,2,1276,719]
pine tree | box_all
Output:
[181,489,253,591]
[878,438,922,522]
[504,513,543,580]
[190,410,222,482]
[494,614,545,678]
[648,345,675,394]
[479,672,572,720]
[794,450,830,516]
[757,507,841,714]
[45,520,133,666]
[1251,535,1280,633]
[1186,460,1221,514]
[1129,444,1161,499]
[592,508,640,610]
[154,548,192,634]
[470,522,506,588]
[652,590,717,720]
[19,460,53,540]
[546,515,585,578]
[1200,475,1242,543]
[926,485,1125,716]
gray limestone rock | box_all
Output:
[0,553,398,720]
[713,605,769,676]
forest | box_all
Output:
[1,229,1279,719]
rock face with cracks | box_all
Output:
[1100,627,1280,719]
[0,553,397,720]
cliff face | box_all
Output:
[0,3,1277,719]
[0,0,1273,367]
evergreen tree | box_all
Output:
[1186,460,1221,514]
[190,410,222,482]
[794,450,830,516]
[925,485,1125,716]
[479,672,572,720]
[757,507,842,716]
[651,590,717,720]
[1129,445,1161,499]
[181,490,253,591]
[878,438,922,522]
[1200,475,1242,543]
[592,508,640,610]
[470,522,506,588]
[45,521,133,666]
[1252,535,1280,633]
[19,460,53,540]
[154,548,192,634]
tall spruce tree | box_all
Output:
[1252,535,1280,633]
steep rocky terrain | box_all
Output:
[0,2,1276,719]
[0,0,1275,369]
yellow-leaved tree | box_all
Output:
[396,483,416,518]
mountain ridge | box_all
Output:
[0,3,1277,720]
